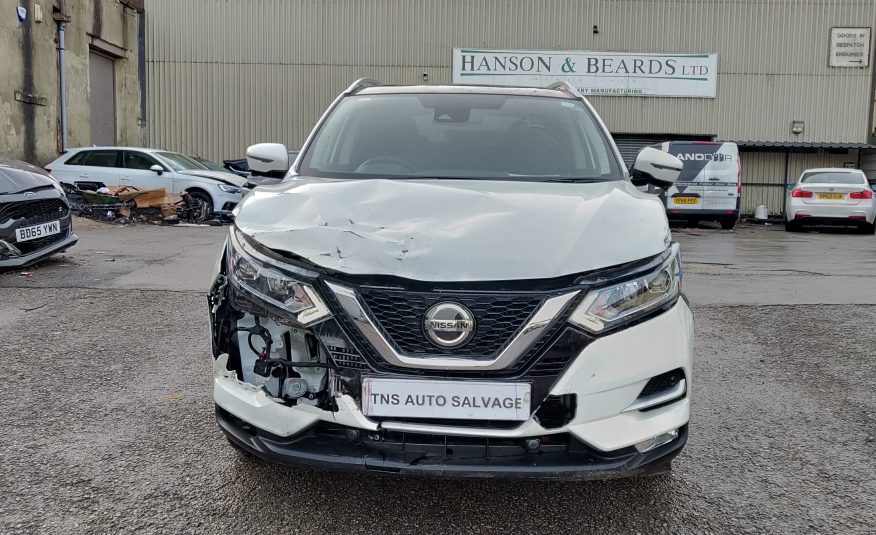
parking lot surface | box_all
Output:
[2,219,875,534]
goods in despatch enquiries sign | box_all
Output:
[829,27,871,67]
[453,48,718,98]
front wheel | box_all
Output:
[187,190,214,216]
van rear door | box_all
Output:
[661,142,740,217]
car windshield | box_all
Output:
[298,93,622,181]
[801,171,865,184]
[157,152,208,172]
[195,158,227,172]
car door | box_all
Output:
[121,151,174,192]
[70,149,124,187]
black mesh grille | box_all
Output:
[358,287,543,356]
[0,199,69,224]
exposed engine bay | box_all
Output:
[209,271,362,412]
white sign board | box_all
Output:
[361,378,531,421]
[829,27,871,67]
[453,48,718,98]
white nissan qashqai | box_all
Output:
[208,80,692,479]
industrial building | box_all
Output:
[144,0,876,216]
[3,1,875,216]
[0,0,145,165]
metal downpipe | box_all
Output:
[56,20,68,152]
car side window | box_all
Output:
[124,151,160,170]
[82,150,121,167]
[65,152,88,165]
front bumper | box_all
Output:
[212,298,694,478]
[0,231,78,269]
[218,405,686,479]
[0,193,78,269]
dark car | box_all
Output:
[225,150,299,186]
[0,158,78,270]
[192,156,250,179]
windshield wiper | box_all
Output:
[540,177,614,183]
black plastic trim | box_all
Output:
[217,406,687,480]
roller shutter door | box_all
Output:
[861,149,876,183]
[612,135,667,167]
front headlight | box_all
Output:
[569,244,682,333]
[227,227,330,326]
[218,184,243,194]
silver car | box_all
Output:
[785,168,875,234]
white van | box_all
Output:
[658,141,741,229]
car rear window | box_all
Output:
[801,171,865,184]
[667,143,737,181]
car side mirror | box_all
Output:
[247,143,289,177]
[630,147,683,189]
[150,164,164,175]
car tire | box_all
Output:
[862,222,876,235]
[785,221,801,232]
[719,216,737,230]
[187,189,214,215]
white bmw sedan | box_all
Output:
[785,168,875,234]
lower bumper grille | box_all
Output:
[14,228,70,255]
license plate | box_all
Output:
[361,378,531,421]
[15,220,61,242]
[817,193,844,200]
[673,197,699,205]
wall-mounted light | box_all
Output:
[791,120,805,135]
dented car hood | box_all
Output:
[177,169,248,188]
[234,178,670,282]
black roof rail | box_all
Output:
[344,78,383,95]
[545,81,585,100]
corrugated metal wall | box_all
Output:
[146,0,876,162]
[740,150,857,215]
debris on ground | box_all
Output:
[63,184,220,225]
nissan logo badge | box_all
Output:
[423,302,475,348]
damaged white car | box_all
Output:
[208,80,692,478]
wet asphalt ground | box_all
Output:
[1,218,875,534]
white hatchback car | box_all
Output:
[46,147,250,215]
[785,168,875,233]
